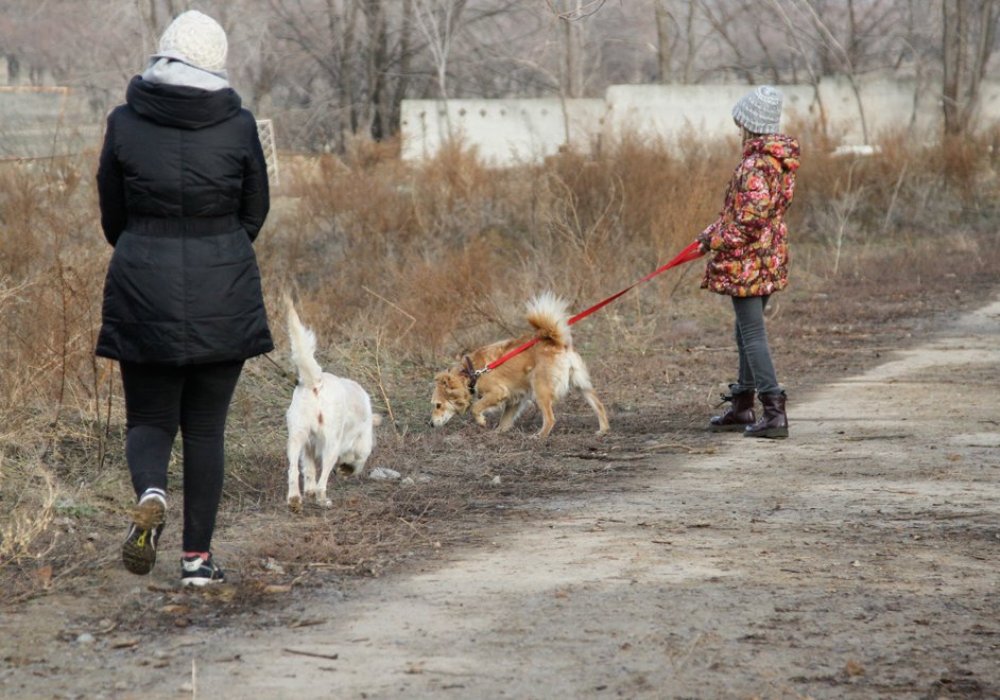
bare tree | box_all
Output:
[942,0,1000,135]
[136,0,180,54]
[652,0,674,83]
[412,0,467,100]
[795,0,873,142]
[267,0,419,147]
[755,0,912,142]
[545,0,608,21]
[657,0,704,84]
[562,3,585,97]
[391,0,416,129]
[701,1,759,84]
[448,4,556,97]
[685,2,710,83]
[5,0,998,151]
[361,0,390,138]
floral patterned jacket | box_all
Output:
[698,134,800,297]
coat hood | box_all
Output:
[743,134,800,173]
[125,75,241,130]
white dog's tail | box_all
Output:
[285,295,323,388]
[526,291,571,348]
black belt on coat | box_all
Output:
[126,214,242,237]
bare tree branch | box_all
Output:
[545,0,611,22]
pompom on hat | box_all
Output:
[154,10,228,74]
[732,85,784,134]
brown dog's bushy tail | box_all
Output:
[284,293,324,388]
[526,291,571,347]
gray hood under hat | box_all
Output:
[732,85,783,134]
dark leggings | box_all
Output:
[732,295,781,395]
[120,360,244,552]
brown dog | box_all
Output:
[431,292,609,438]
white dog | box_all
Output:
[285,296,379,511]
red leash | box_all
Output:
[478,240,705,376]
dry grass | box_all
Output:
[2,129,1000,612]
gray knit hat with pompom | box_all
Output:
[732,85,783,134]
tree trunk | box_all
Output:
[942,0,999,136]
[563,2,584,97]
[361,0,390,140]
[681,1,696,84]
[942,0,966,135]
[653,0,672,83]
[388,0,415,136]
[138,0,180,53]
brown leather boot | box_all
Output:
[709,386,756,432]
[744,390,788,439]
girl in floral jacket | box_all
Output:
[697,85,800,439]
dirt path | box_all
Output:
[179,299,999,698]
[4,298,999,699]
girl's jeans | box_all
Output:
[731,295,780,395]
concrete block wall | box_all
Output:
[402,77,1000,166]
[603,83,816,144]
[401,98,605,165]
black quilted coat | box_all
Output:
[95,76,273,365]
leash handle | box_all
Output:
[484,240,704,372]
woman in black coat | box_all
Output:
[96,9,272,586]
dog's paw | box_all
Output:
[287,495,303,513]
[305,491,333,509]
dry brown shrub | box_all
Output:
[0,454,59,566]
[2,129,1000,603]
[604,133,728,263]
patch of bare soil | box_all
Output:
[2,243,999,699]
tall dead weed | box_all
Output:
[2,131,999,603]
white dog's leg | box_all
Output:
[300,447,319,499]
[313,445,339,508]
[286,434,306,511]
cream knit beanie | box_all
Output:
[155,10,228,74]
